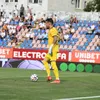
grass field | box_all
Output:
[0,68,100,100]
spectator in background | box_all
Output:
[52,14,57,23]
[29,13,33,22]
[19,17,24,26]
[42,30,48,40]
[35,29,42,40]
[98,21,100,26]
[39,20,46,29]
[27,6,32,16]
[63,25,75,41]
[29,28,35,40]
[65,22,70,29]
[33,13,37,21]
[63,32,70,41]
[70,25,75,34]
[9,32,16,40]
[70,16,78,24]
[97,40,100,47]
[1,16,5,22]
[0,29,6,39]
[70,16,73,24]
[7,42,12,47]
[91,24,95,31]
[96,25,100,36]
[64,27,71,41]
[14,15,20,25]
[14,5,18,17]
[7,37,18,48]
[0,19,3,28]
[73,16,78,23]
[20,4,24,17]
[58,27,64,42]
[87,26,92,34]
[96,39,100,51]
[37,33,43,40]
[87,24,96,35]
[42,14,47,21]
[0,5,4,17]
[9,12,13,20]
[12,37,18,47]
[3,22,8,33]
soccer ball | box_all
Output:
[30,74,38,82]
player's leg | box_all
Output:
[51,61,60,80]
[50,52,60,83]
[42,54,52,81]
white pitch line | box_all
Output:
[58,96,100,100]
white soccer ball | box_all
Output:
[30,74,38,82]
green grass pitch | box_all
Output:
[0,68,100,100]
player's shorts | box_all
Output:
[45,45,59,61]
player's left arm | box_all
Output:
[48,28,58,55]
[53,35,58,45]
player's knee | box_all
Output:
[42,60,45,64]
[51,61,56,64]
[42,60,47,65]
[51,61,57,69]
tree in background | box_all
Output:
[84,0,100,12]
[94,0,100,12]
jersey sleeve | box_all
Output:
[50,28,58,37]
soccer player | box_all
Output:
[42,18,60,84]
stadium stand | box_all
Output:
[0,11,100,51]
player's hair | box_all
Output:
[46,18,54,25]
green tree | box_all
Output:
[84,0,100,12]
[94,0,100,12]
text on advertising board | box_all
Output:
[13,48,69,62]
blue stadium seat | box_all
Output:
[95,46,100,51]
[67,41,71,46]
[91,35,95,39]
[0,43,3,46]
[73,38,78,42]
[84,42,89,47]
[20,43,25,48]
[81,23,84,27]
[87,39,92,43]
[77,46,82,50]
[41,40,45,44]
[44,40,48,45]
[15,21,19,25]
[59,41,62,45]
[82,46,86,51]
[79,31,84,35]
[28,40,32,44]
[86,35,91,39]
[34,29,37,33]
[31,21,34,26]
[71,41,75,46]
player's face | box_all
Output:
[45,21,50,29]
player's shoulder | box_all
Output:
[50,27,58,32]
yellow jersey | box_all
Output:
[48,27,59,52]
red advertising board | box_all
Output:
[13,48,69,62]
[0,48,13,59]
[71,51,100,64]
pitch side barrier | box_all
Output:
[0,47,99,72]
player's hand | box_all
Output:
[48,44,54,55]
